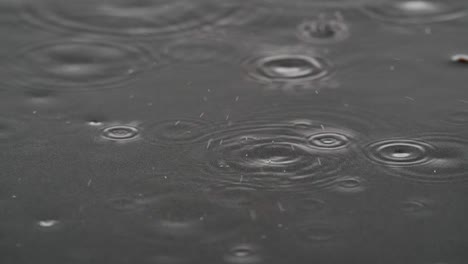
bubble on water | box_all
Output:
[297,12,350,44]
[3,37,156,92]
[224,243,263,264]
[144,118,216,146]
[365,135,468,183]
[362,0,467,23]
[21,0,255,39]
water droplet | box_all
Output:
[4,37,155,91]
[365,135,468,183]
[22,0,255,38]
[224,244,263,264]
[362,0,466,23]
[144,118,215,146]
[102,125,140,141]
[297,12,349,44]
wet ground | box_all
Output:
[1,0,468,263]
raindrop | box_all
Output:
[21,0,255,38]
[3,37,155,91]
[365,135,468,183]
[362,0,466,23]
[297,12,350,44]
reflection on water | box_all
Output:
[1,0,468,263]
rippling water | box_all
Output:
[1,0,468,263]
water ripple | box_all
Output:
[143,118,216,146]
[22,0,256,39]
[362,0,467,24]
[296,12,350,44]
[365,134,468,183]
[243,46,333,92]
[3,37,156,92]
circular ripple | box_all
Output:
[446,110,468,125]
[362,0,467,24]
[22,0,253,38]
[162,36,241,65]
[101,125,140,141]
[4,38,155,91]
[297,12,350,44]
[366,140,434,166]
[110,193,243,244]
[0,117,27,143]
[245,55,330,82]
[365,135,468,183]
[192,122,347,192]
[308,132,350,150]
[224,244,263,264]
[329,176,367,194]
[400,197,436,218]
[144,118,215,146]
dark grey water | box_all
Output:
[1,0,468,263]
